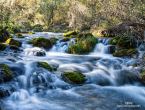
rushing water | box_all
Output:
[0,32,145,110]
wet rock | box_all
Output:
[33,50,46,56]
[7,59,16,62]
[0,63,13,83]
[0,87,10,97]
[6,38,22,47]
[10,45,19,50]
[108,45,116,54]
[61,72,86,85]
[0,43,7,51]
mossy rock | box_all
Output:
[49,37,57,44]
[6,38,22,47]
[21,31,29,33]
[109,36,120,45]
[0,29,10,42]
[33,26,42,32]
[141,71,145,80]
[28,37,52,49]
[0,63,13,82]
[0,43,7,50]
[127,49,138,56]
[62,72,86,85]
[113,49,138,57]
[28,32,35,34]
[63,31,79,37]
[117,36,136,49]
[10,45,19,50]
[16,33,25,38]
[38,62,52,71]
[62,37,70,42]
[67,33,98,54]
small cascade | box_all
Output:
[50,38,75,53]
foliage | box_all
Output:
[64,72,85,84]
[67,33,98,54]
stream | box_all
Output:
[0,32,145,110]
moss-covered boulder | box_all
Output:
[62,37,70,42]
[62,72,85,85]
[67,33,98,54]
[0,63,13,83]
[16,33,25,38]
[63,31,79,37]
[127,49,138,56]
[28,37,52,49]
[10,45,19,50]
[141,71,145,81]
[49,37,57,44]
[0,43,7,50]
[28,32,35,34]
[0,28,10,42]
[6,38,22,47]
[109,35,136,49]
[21,31,29,33]
[33,27,42,32]
[38,62,52,71]
[113,49,128,57]
[113,49,138,57]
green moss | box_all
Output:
[62,37,70,42]
[49,37,57,44]
[117,35,136,49]
[109,36,120,45]
[0,43,7,50]
[16,33,24,38]
[113,49,138,57]
[141,71,145,80]
[28,32,35,34]
[127,49,138,56]
[0,63,12,77]
[6,38,22,47]
[53,30,59,33]
[63,31,79,37]
[28,37,52,49]
[39,62,52,71]
[67,33,98,54]
[21,31,29,33]
[0,30,10,42]
[64,72,85,84]
[10,45,19,50]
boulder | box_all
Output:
[33,50,46,56]
[28,37,52,49]
[61,72,86,85]
[0,43,7,50]
[0,63,13,83]
[6,38,22,47]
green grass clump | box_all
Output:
[64,72,85,84]
[67,33,98,54]
[0,63,12,77]
[39,62,52,71]
[6,38,22,47]
[0,43,7,50]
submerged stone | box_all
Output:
[38,62,52,71]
